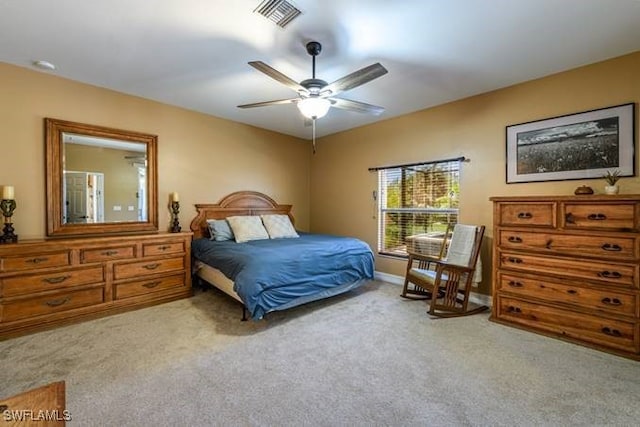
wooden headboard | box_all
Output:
[190,191,294,239]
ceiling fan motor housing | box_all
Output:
[300,78,328,94]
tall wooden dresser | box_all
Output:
[490,195,640,359]
[0,232,192,339]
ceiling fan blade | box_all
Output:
[237,98,299,109]
[330,98,385,115]
[323,63,388,97]
[248,61,307,93]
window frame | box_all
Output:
[375,158,462,258]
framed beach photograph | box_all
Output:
[506,103,635,183]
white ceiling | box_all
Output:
[2,0,640,140]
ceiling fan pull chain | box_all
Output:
[312,119,317,154]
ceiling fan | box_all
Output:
[238,41,388,121]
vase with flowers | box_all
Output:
[603,170,621,195]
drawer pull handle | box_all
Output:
[43,275,71,284]
[143,263,160,270]
[143,281,161,289]
[566,289,578,295]
[507,257,523,264]
[26,257,49,264]
[601,297,622,306]
[598,270,622,279]
[45,297,70,307]
[587,213,607,221]
[517,212,532,219]
[508,281,523,288]
[601,327,622,337]
[157,245,171,251]
[507,236,522,243]
[601,243,622,252]
[102,250,119,256]
[507,305,522,314]
[565,213,575,224]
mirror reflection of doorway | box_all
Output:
[137,166,146,221]
[64,171,104,224]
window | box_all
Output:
[376,158,461,257]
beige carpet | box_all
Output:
[1,281,639,426]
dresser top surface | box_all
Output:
[490,194,640,202]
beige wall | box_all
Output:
[2,51,639,295]
[0,62,311,239]
[310,51,640,294]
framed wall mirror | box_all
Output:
[45,118,158,237]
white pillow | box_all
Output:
[261,214,299,239]
[226,215,269,243]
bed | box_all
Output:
[189,191,375,320]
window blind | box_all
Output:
[377,159,461,257]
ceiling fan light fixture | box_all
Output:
[297,97,330,119]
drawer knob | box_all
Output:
[597,270,622,279]
[508,281,523,288]
[587,213,607,221]
[507,305,522,313]
[45,297,70,307]
[517,212,532,219]
[507,236,523,243]
[43,275,71,284]
[601,327,622,337]
[601,297,622,306]
[142,281,161,289]
[143,263,160,270]
[102,250,119,256]
[565,213,576,224]
[566,289,578,295]
[507,257,523,264]
[26,257,49,264]
[601,243,622,252]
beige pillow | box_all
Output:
[261,214,299,239]
[226,215,269,243]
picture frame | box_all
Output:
[506,103,635,183]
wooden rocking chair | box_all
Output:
[401,224,488,317]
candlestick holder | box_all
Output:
[170,201,181,233]
[1,199,18,244]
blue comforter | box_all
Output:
[192,233,374,319]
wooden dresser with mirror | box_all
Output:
[491,195,640,360]
[0,119,192,339]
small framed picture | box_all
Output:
[506,103,635,183]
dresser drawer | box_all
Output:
[497,202,555,228]
[2,287,105,322]
[113,257,184,280]
[497,272,636,317]
[499,251,637,288]
[498,230,638,260]
[2,266,104,297]
[81,245,136,263]
[562,202,639,231]
[496,296,637,353]
[143,241,185,257]
[115,274,185,299]
[0,251,71,272]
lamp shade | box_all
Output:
[297,97,331,119]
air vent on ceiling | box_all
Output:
[254,0,301,28]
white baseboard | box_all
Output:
[374,270,492,307]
